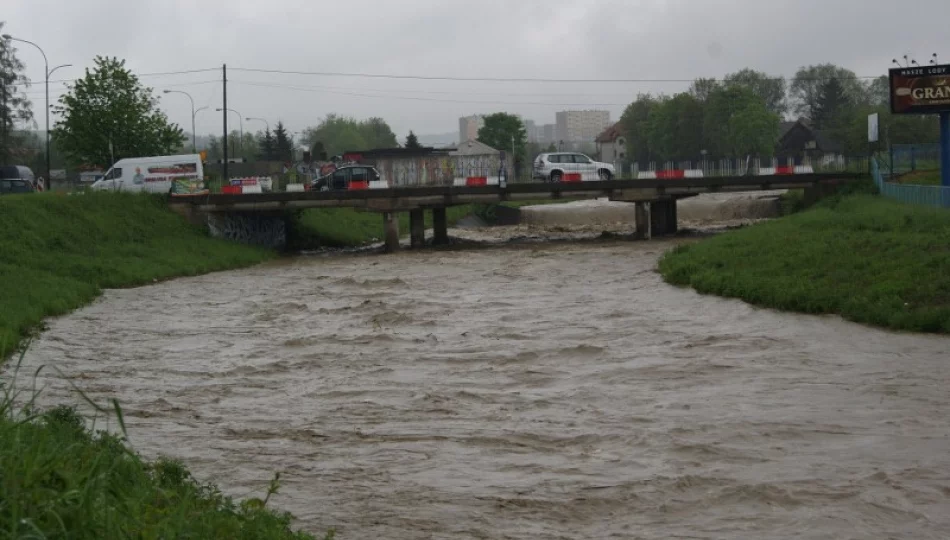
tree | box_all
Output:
[0,24,34,163]
[53,56,183,167]
[865,76,889,107]
[545,143,557,152]
[405,130,421,149]
[689,78,719,103]
[361,117,398,148]
[205,135,222,161]
[258,129,276,161]
[704,85,779,157]
[727,101,779,157]
[723,69,787,116]
[477,112,528,169]
[304,114,399,157]
[813,77,851,130]
[645,93,704,161]
[620,94,661,164]
[273,121,292,162]
[789,64,865,120]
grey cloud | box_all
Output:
[6,0,950,139]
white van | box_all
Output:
[91,154,204,194]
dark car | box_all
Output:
[0,165,37,195]
[311,165,380,191]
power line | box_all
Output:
[41,67,220,85]
[230,66,884,83]
[229,80,629,106]
[22,79,221,96]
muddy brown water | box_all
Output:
[14,234,950,539]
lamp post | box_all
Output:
[216,108,242,156]
[163,89,196,153]
[2,35,68,190]
[246,117,269,132]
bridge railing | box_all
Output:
[630,155,868,179]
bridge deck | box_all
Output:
[172,173,865,213]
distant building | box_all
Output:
[777,118,844,159]
[522,119,539,143]
[458,115,485,145]
[595,122,626,164]
[556,110,611,143]
[541,124,556,145]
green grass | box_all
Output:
[0,363,326,539]
[658,195,950,333]
[290,206,474,248]
[896,169,943,186]
[0,192,273,358]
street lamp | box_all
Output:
[3,34,68,190]
[246,117,269,132]
[215,108,242,155]
[163,89,196,153]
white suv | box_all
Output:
[533,152,615,182]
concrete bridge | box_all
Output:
[168,173,863,251]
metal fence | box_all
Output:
[872,157,950,208]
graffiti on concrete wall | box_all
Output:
[207,213,287,249]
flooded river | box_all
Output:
[17,232,950,539]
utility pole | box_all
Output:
[222,64,228,183]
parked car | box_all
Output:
[0,165,37,195]
[311,165,380,191]
[533,153,615,182]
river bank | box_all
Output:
[0,192,274,359]
[0,192,328,538]
[18,239,950,539]
[659,194,950,333]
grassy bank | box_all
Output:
[290,206,474,248]
[289,200,568,248]
[659,195,950,333]
[896,170,942,186]
[0,374,323,538]
[0,192,272,357]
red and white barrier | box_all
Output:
[453,176,501,187]
[638,169,704,180]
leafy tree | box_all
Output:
[258,129,276,161]
[0,24,34,163]
[405,130,421,149]
[724,69,787,116]
[273,121,292,162]
[689,78,719,103]
[865,76,889,107]
[205,135,222,161]
[303,114,398,157]
[361,117,398,148]
[704,85,779,157]
[620,94,661,164]
[645,93,704,161]
[727,101,779,157]
[477,112,527,166]
[789,64,865,120]
[53,56,183,167]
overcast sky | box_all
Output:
[5,0,950,141]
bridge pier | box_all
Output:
[383,212,400,253]
[634,202,651,240]
[409,209,426,249]
[650,199,678,236]
[432,207,449,246]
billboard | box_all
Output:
[890,64,950,115]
